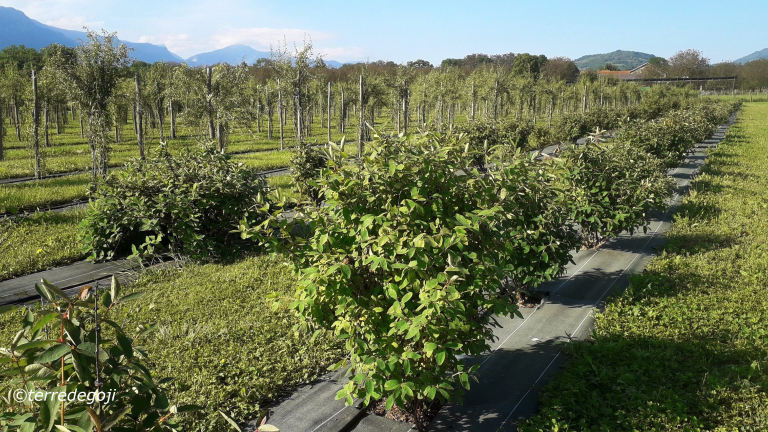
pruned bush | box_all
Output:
[619,100,736,164]
[553,113,587,145]
[528,124,557,152]
[80,145,271,261]
[244,133,577,430]
[290,141,328,204]
[564,141,675,247]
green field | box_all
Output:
[523,102,768,430]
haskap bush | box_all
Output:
[242,133,578,430]
[80,145,271,261]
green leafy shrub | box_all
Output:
[528,124,557,152]
[80,146,271,261]
[522,98,761,432]
[619,100,738,164]
[0,278,198,431]
[552,113,587,145]
[290,141,328,204]
[245,133,578,430]
[581,107,620,132]
[564,141,675,247]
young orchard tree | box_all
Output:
[141,61,174,142]
[50,29,131,178]
[271,37,322,144]
[0,64,29,142]
[172,62,251,152]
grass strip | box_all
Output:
[0,210,86,282]
[0,174,90,214]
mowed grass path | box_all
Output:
[523,103,768,431]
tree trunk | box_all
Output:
[256,93,261,134]
[32,71,41,179]
[548,98,554,129]
[170,99,176,139]
[79,106,84,138]
[135,73,145,160]
[44,102,50,147]
[13,97,21,141]
[55,106,61,135]
[471,82,475,122]
[207,66,215,140]
[217,122,224,153]
[358,74,364,158]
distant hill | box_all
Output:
[186,44,270,66]
[186,44,343,68]
[735,48,768,64]
[0,6,184,63]
[574,50,655,70]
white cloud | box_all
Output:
[137,33,203,56]
[211,27,334,51]
[44,15,103,31]
[317,46,365,62]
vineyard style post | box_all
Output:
[471,81,475,122]
[266,85,272,140]
[44,102,49,147]
[340,83,345,133]
[403,82,409,134]
[217,123,224,153]
[358,74,363,158]
[32,70,41,179]
[135,73,145,160]
[327,81,331,145]
[207,66,215,140]
[278,78,284,150]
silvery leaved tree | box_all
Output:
[50,29,131,178]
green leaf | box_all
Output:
[35,343,71,364]
[384,379,400,391]
[340,264,351,280]
[436,349,446,366]
[31,313,61,334]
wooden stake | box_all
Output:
[135,73,145,160]
[32,70,41,179]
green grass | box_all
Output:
[0,210,86,282]
[267,174,298,200]
[233,150,293,171]
[0,254,343,431]
[523,102,768,431]
[0,174,90,214]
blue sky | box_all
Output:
[1,0,765,63]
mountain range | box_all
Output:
[574,50,655,70]
[735,48,768,64]
[185,44,343,68]
[0,6,344,67]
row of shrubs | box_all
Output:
[0,98,739,431]
[455,88,738,165]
